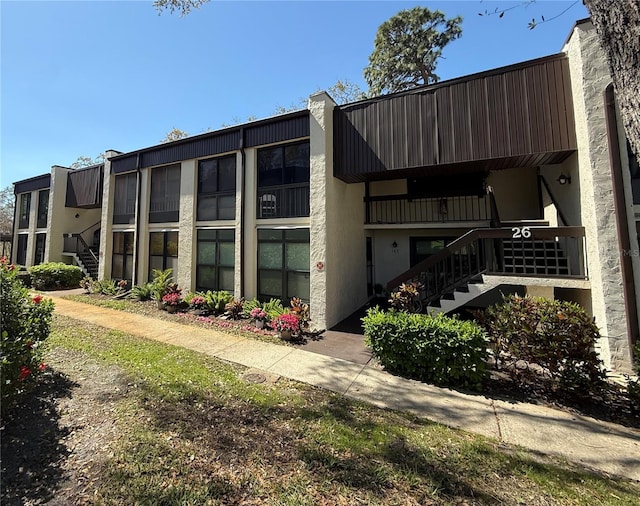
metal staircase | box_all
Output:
[387,226,587,315]
[77,247,99,279]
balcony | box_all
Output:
[365,194,491,225]
[257,183,310,219]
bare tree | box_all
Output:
[160,128,190,143]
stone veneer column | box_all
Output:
[564,21,632,372]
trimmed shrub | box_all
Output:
[363,308,489,390]
[1,257,55,415]
[476,295,607,393]
[28,262,83,290]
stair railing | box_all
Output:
[64,233,98,264]
[387,227,587,306]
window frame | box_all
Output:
[34,233,46,265]
[18,193,31,229]
[195,228,235,292]
[36,190,49,229]
[148,231,179,280]
[113,172,138,225]
[197,155,237,222]
[256,141,310,219]
[149,164,181,223]
[257,228,310,303]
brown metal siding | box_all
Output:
[335,54,577,182]
[110,112,309,174]
[14,174,51,193]
[245,114,309,147]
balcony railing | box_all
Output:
[365,194,491,224]
[257,183,310,219]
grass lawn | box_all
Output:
[3,313,638,506]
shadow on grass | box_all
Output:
[0,370,78,505]
[125,380,639,505]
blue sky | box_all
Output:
[1,0,588,185]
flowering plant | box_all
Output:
[270,312,300,333]
[189,296,206,309]
[250,307,267,322]
[162,292,182,306]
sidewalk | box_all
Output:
[48,293,640,482]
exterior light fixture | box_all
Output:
[392,241,398,249]
[557,173,571,185]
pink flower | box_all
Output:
[162,292,181,306]
[39,363,47,372]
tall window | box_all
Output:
[16,235,28,265]
[113,173,137,225]
[112,232,134,281]
[197,156,236,221]
[149,231,178,279]
[37,190,49,229]
[18,193,31,229]
[257,228,310,302]
[196,229,235,292]
[149,164,180,223]
[34,233,46,265]
[257,142,310,218]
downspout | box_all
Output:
[10,190,17,263]
[133,153,142,286]
[239,128,246,297]
[604,83,639,351]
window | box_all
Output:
[196,229,235,292]
[197,156,236,221]
[34,233,46,265]
[410,237,451,266]
[257,142,310,218]
[149,164,180,223]
[149,231,178,280]
[37,190,49,229]
[16,235,28,265]
[18,193,31,229]
[257,228,310,302]
[113,173,137,225]
[112,232,134,281]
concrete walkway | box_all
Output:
[47,293,640,482]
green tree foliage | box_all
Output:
[0,186,14,236]
[363,7,463,95]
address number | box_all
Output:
[511,227,531,239]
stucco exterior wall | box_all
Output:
[47,166,101,265]
[99,151,119,280]
[487,167,539,221]
[309,92,367,329]
[370,179,406,196]
[177,160,196,291]
[539,157,582,228]
[564,21,632,371]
